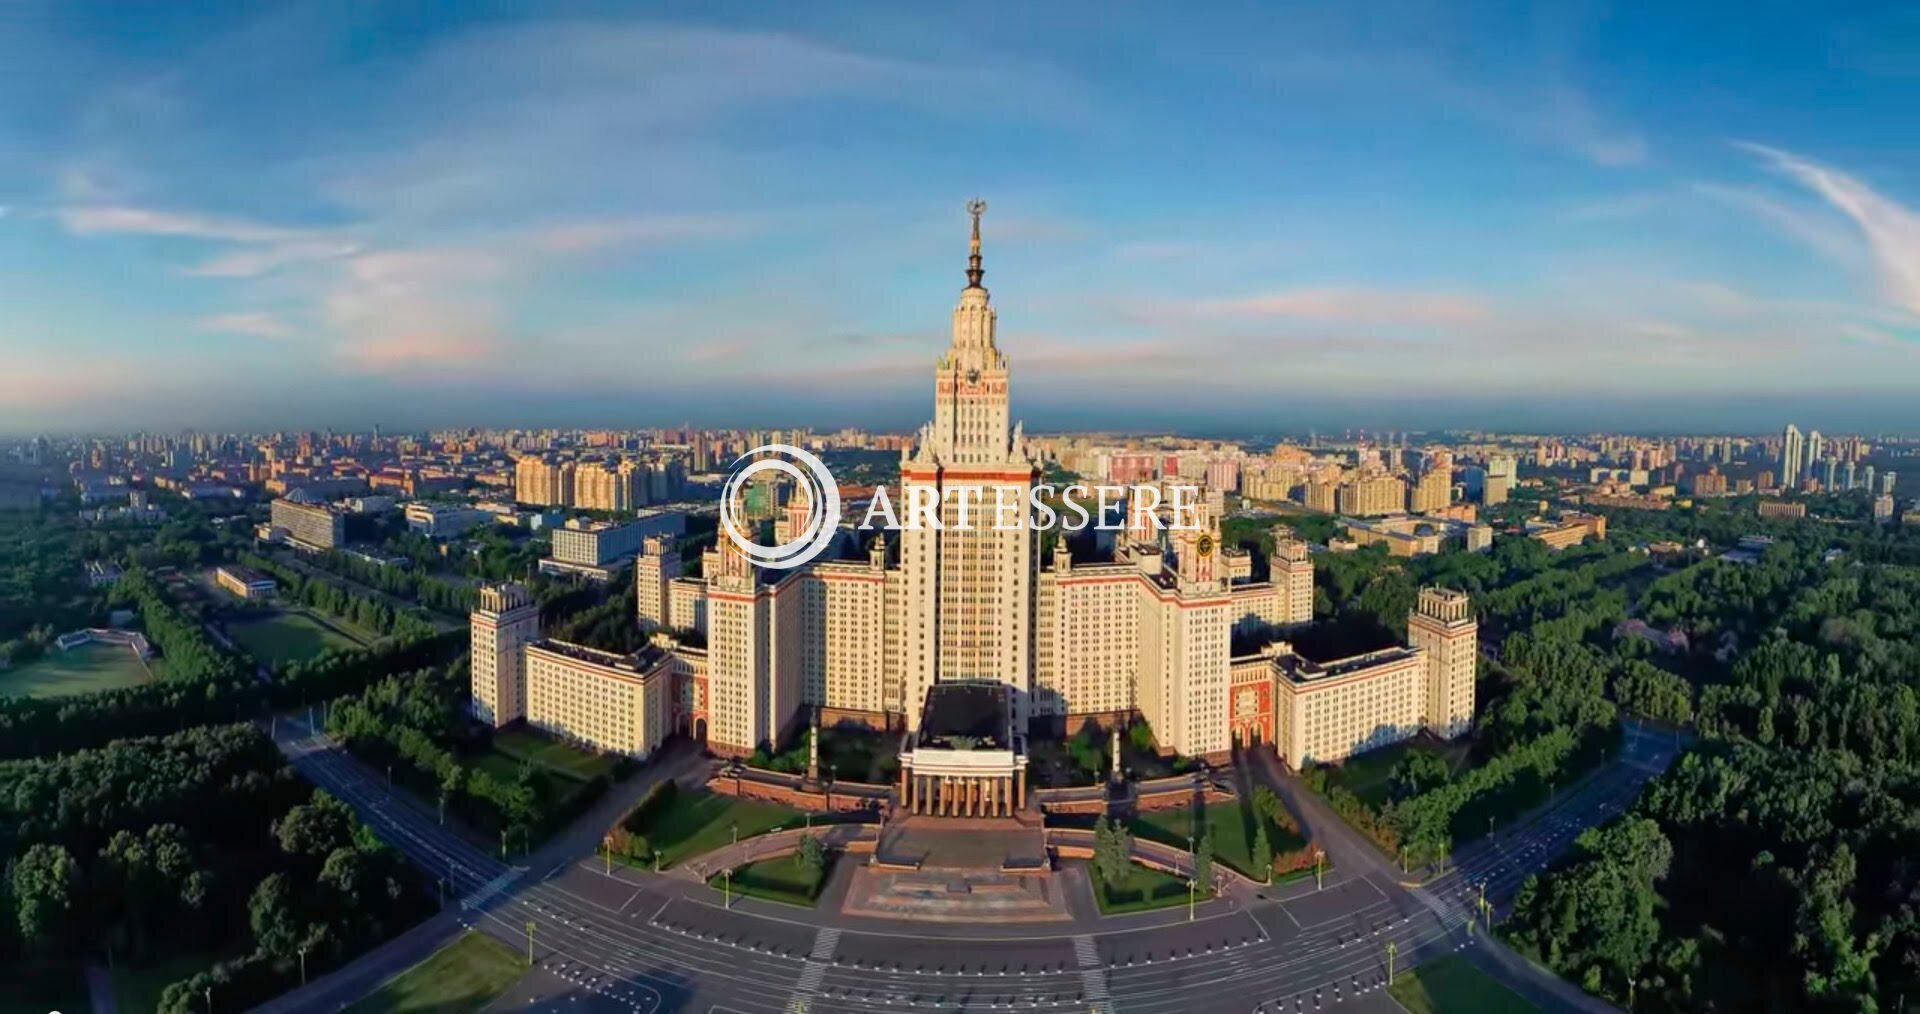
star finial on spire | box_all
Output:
[966,198,987,288]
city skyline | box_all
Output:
[4,2,1920,435]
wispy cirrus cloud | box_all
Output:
[58,204,309,243]
[187,240,361,278]
[1738,142,1920,317]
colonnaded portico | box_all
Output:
[897,682,1029,817]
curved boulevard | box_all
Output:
[259,717,1677,1013]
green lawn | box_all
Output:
[1130,798,1305,880]
[346,931,526,1014]
[229,609,367,667]
[623,791,806,869]
[493,726,618,780]
[707,852,832,907]
[468,749,531,785]
[0,641,152,698]
[1387,954,1535,1014]
[1090,862,1193,915]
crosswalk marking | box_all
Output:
[786,927,840,1012]
[1074,934,1111,1011]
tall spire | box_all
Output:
[965,197,987,289]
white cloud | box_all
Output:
[187,240,361,278]
[1740,142,1920,317]
[58,204,309,243]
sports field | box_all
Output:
[0,641,152,698]
[228,609,366,667]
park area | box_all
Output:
[1089,862,1191,915]
[707,851,835,907]
[614,782,807,870]
[1386,954,1536,1013]
[0,641,153,698]
[228,608,369,667]
[1130,795,1308,881]
[345,931,525,1013]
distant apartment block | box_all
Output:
[1342,515,1467,557]
[1757,500,1807,520]
[1337,474,1407,517]
[539,511,688,581]
[1527,513,1606,550]
[403,501,490,539]
[269,496,345,551]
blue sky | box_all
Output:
[2,1,1918,435]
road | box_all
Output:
[258,718,1680,1012]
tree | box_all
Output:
[1252,823,1273,880]
[1192,832,1215,895]
[248,872,304,960]
[1092,815,1132,885]
[275,791,357,858]
[797,834,826,887]
[9,842,79,953]
[1387,750,1451,801]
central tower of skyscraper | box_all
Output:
[927,199,1013,464]
[900,201,1040,729]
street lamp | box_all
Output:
[298,945,308,985]
[1187,876,1196,922]
[1386,940,1398,984]
[722,868,733,909]
[525,919,536,966]
[204,986,213,1013]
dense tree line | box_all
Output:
[325,662,610,845]
[0,724,425,1009]
[1503,516,1920,1010]
[293,545,477,615]
[0,621,462,759]
[112,567,250,684]
[235,551,436,641]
